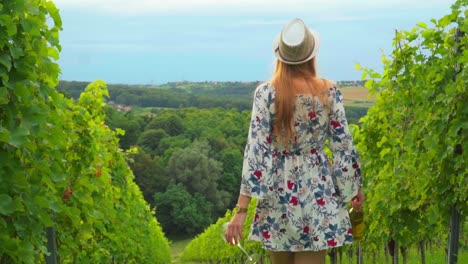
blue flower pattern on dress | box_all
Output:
[240,82,362,252]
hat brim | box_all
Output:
[272,28,320,65]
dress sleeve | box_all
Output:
[239,83,275,199]
[328,84,362,203]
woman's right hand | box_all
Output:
[351,188,364,212]
[225,212,247,245]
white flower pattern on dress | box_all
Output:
[240,82,362,252]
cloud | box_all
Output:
[54,0,450,16]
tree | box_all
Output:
[137,129,168,156]
[167,140,230,212]
[154,184,213,236]
[146,112,185,136]
[128,149,169,202]
[157,135,191,162]
[105,106,143,149]
[219,148,243,207]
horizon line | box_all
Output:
[58,79,367,86]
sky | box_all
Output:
[53,0,455,85]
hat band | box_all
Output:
[275,45,315,63]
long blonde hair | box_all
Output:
[271,58,328,144]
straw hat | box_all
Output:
[272,18,320,65]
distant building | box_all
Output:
[108,101,132,112]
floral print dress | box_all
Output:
[240,82,362,252]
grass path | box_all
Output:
[169,237,195,264]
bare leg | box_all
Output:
[269,251,294,264]
[294,250,326,264]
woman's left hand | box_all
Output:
[225,212,247,245]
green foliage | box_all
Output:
[154,183,214,235]
[0,1,170,263]
[219,148,244,200]
[112,108,249,236]
[155,140,231,236]
[343,105,369,125]
[354,0,467,248]
[105,107,144,149]
[167,140,227,208]
[146,112,185,136]
[128,149,168,201]
[157,135,192,163]
[137,128,169,155]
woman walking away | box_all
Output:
[225,18,364,264]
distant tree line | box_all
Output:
[58,80,368,123]
[57,81,253,111]
[337,80,366,87]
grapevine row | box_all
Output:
[0,1,170,263]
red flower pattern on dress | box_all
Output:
[303,226,310,234]
[317,198,325,206]
[308,111,316,119]
[290,196,298,206]
[287,180,294,190]
[253,170,262,179]
[262,231,271,239]
[330,120,341,128]
[327,239,338,247]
